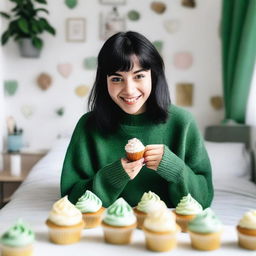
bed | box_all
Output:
[0,125,255,255]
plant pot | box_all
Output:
[18,39,41,58]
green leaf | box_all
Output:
[34,0,47,4]
[35,8,49,14]
[1,31,10,45]
[18,18,29,33]
[32,37,43,49]
[0,12,11,19]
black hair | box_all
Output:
[88,31,171,133]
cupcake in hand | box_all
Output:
[188,208,223,251]
[75,190,105,228]
[237,209,256,250]
[45,196,85,245]
[101,198,137,245]
[125,138,145,161]
[134,191,166,229]
[0,219,35,256]
[142,205,181,252]
[173,193,202,232]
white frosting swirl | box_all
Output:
[239,209,256,229]
[125,138,145,153]
[143,206,177,232]
[48,196,82,226]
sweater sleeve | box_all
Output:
[156,116,214,209]
[60,115,130,207]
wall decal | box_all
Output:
[66,18,86,42]
[152,40,163,54]
[182,0,196,8]
[173,52,193,69]
[164,19,180,34]
[65,0,78,9]
[127,10,140,21]
[56,107,65,116]
[4,80,18,96]
[57,63,73,78]
[84,57,97,70]
[210,96,223,110]
[151,2,166,14]
[176,83,193,106]
[21,105,35,119]
[37,73,52,90]
[75,85,90,97]
[100,7,126,40]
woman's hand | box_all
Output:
[121,158,144,179]
[144,144,164,171]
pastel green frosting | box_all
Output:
[75,190,102,213]
[103,198,136,226]
[175,193,202,215]
[188,208,223,233]
[0,219,35,247]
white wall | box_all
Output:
[1,0,223,150]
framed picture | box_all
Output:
[99,7,126,40]
[100,0,126,5]
[66,18,86,42]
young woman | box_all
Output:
[61,31,213,208]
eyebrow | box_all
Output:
[108,68,149,77]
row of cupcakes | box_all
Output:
[1,191,256,255]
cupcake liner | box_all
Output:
[188,230,222,251]
[101,222,136,245]
[82,207,105,229]
[1,244,33,256]
[46,220,84,245]
[173,210,195,232]
[133,208,147,229]
[142,226,180,252]
[126,150,144,161]
[237,231,256,250]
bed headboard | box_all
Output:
[204,125,255,182]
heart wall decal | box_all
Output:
[57,63,73,78]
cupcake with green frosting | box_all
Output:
[134,191,166,229]
[102,197,137,244]
[173,193,203,232]
[75,190,105,228]
[0,219,35,256]
[188,208,223,251]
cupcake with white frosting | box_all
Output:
[237,209,256,250]
[125,138,145,161]
[101,198,137,244]
[134,191,166,229]
[173,193,203,232]
[142,205,181,252]
[75,190,105,228]
[45,196,85,244]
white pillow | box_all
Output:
[204,141,251,180]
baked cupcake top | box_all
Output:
[238,209,256,229]
[175,193,203,215]
[143,206,177,232]
[136,191,166,213]
[125,138,145,153]
[48,196,82,226]
[103,198,136,226]
[0,219,35,247]
[75,190,102,213]
[188,208,223,233]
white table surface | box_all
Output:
[21,225,255,256]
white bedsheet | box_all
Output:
[0,139,256,255]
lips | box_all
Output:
[120,95,142,104]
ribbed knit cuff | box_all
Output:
[103,159,130,189]
[157,145,185,183]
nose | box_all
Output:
[123,78,136,95]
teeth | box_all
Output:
[123,96,140,103]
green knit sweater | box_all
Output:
[61,105,213,208]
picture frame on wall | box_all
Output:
[66,18,86,42]
[100,0,126,5]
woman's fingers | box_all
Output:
[121,158,144,179]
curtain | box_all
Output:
[221,0,256,123]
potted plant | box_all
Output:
[0,0,56,58]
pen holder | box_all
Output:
[7,134,23,152]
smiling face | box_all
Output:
[107,56,152,115]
